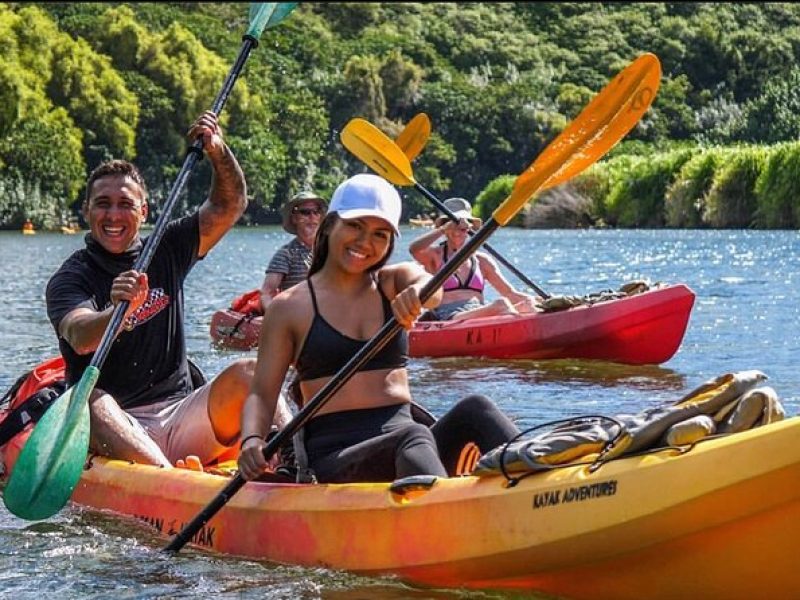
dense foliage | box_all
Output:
[573,142,800,229]
[3,2,800,229]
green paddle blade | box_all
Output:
[3,367,98,520]
[247,2,298,39]
[267,3,299,27]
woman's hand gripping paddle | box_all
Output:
[163,52,661,555]
[3,2,300,522]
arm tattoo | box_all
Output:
[208,145,246,215]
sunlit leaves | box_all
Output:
[5,1,800,229]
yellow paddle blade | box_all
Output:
[495,53,661,225]
[395,113,431,162]
[340,119,416,186]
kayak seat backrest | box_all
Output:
[0,357,67,449]
[0,381,68,448]
[1,357,205,452]
[7,356,66,411]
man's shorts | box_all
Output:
[125,383,235,465]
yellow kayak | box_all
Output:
[70,417,800,599]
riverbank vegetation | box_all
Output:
[477,142,800,228]
[3,3,800,229]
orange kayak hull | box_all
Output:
[66,418,800,599]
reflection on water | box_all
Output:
[320,583,545,600]
[0,500,532,599]
[407,357,688,428]
[417,357,685,390]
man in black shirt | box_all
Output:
[46,111,290,467]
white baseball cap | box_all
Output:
[329,173,402,236]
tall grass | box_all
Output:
[704,146,767,228]
[565,142,799,229]
[603,149,693,227]
[754,142,800,228]
[664,147,732,227]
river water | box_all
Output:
[0,225,798,598]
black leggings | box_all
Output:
[303,395,520,483]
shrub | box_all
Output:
[754,142,800,228]
[703,146,766,228]
[605,149,693,227]
[474,174,517,223]
[664,146,729,227]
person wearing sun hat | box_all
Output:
[238,173,520,484]
[409,196,541,321]
[433,197,482,229]
[259,190,327,311]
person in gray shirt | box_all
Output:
[260,191,327,310]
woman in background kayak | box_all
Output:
[409,197,541,321]
[238,174,520,483]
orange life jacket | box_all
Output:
[230,288,263,315]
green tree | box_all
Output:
[648,75,696,140]
[48,36,138,164]
[739,68,800,143]
[338,54,387,126]
[379,49,423,119]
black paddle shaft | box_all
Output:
[91,36,259,370]
[164,219,501,554]
[414,182,550,299]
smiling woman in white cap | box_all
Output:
[409,197,541,321]
[259,190,327,311]
[238,173,520,484]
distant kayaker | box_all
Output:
[45,111,291,469]
[259,190,327,311]
[409,197,541,321]
[238,174,520,483]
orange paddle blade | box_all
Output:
[495,53,661,225]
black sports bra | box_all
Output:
[295,277,409,382]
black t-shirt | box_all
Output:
[46,214,201,409]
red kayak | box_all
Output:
[409,284,695,364]
[211,284,694,365]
